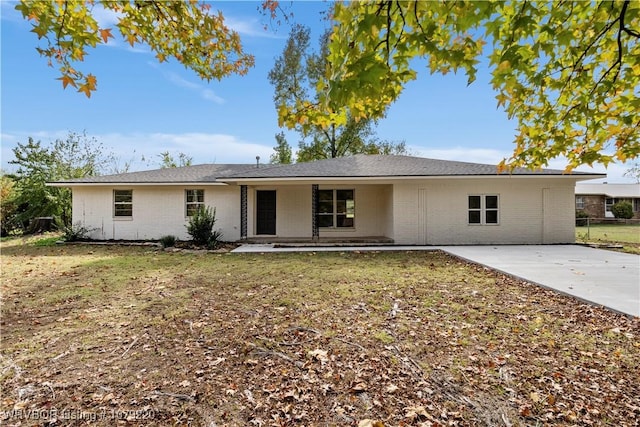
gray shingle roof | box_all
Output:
[51,155,604,185]
[221,154,602,179]
[50,164,257,184]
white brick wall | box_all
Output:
[71,178,577,244]
[392,178,577,245]
[72,185,240,241]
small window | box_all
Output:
[576,196,585,209]
[114,190,132,217]
[185,189,204,216]
[318,189,354,228]
[468,195,499,225]
[634,199,640,212]
[605,198,615,212]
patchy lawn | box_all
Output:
[1,237,639,426]
[576,224,640,254]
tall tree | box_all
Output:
[16,0,255,96]
[277,1,640,171]
[270,132,293,164]
[9,132,111,229]
[268,24,406,162]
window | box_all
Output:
[185,189,204,216]
[114,190,132,217]
[318,189,354,228]
[634,199,640,212]
[605,198,615,212]
[576,196,585,209]
[468,195,499,225]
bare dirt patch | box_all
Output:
[1,240,638,426]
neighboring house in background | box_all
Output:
[575,183,640,219]
[50,155,604,245]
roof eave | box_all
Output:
[47,181,228,187]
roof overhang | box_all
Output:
[47,182,227,187]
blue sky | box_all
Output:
[0,1,633,182]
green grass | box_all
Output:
[576,223,640,254]
[1,237,638,426]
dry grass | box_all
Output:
[1,236,639,426]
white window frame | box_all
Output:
[185,189,205,217]
[113,190,133,217]
[468,194,499,225]
[575,196,585,209]
[605,197,615,212]
[318,189,355,228]
[634,199,640,213]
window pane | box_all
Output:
[318,214,333,227]
[336,215,353,228]
[485,210,498,224]
[336,199,346,213]
[318,201,333,214]
[336,190,353,201]
[485,195,498,209]
[318,190,333,201]
[468,196,481,209]
[468,211,481,224]
[114,205,132,217]
[115,190,132,202]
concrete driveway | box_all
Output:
[233,244,639,317]
[440,245,640,317]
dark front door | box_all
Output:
[256,190,276,235]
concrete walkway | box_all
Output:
[232,244,639,317]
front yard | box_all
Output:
[576,223,640,254]
[1,236,639,426]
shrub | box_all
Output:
[575,210,590,226]
[186,206,223,248]
[159,235,177,248]
[59,221,96,242]
[611,201,633,219]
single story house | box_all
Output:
[575,183,640,219]
[50,154,604,245]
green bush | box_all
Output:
[186,206,223,248]
[159,235,177,248]
[575,210,590,226]
[59,221,96,242]
[611,201,633,219]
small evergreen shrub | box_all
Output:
[159,235,177,248]
[575,210,590,226]
[611,201,633,219]
[186,206,222,248]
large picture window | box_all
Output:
[468,195,499,225]
[185,189,204,216]
[114,190,133,217]
[318,189,355,228]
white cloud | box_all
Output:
[224,16,283,39]
[154,67,225,104]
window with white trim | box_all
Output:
[575,196,585,209]
[185,189,204,216]
[318,189,355,228]
[114,190,133,217]
[605,197,615,212]
[634,199,640,212]
[468,195,499,225]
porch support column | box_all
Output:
[312,184,319,241]
[240,185,248,240]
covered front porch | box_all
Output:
[238,183,394,242]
